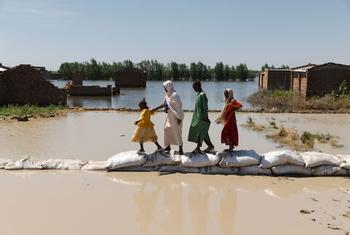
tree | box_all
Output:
[170,61,179,80]
[214,62,224,81]
[190,62,198,80]
[236,63,249,80]
[224,65,231,80]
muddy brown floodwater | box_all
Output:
[0,111,350,235]
[0,111,349,160]
[0,171,349,235]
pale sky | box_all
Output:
[1,0,350,70]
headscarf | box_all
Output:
[216,89,234,124]
[163,80,184,120]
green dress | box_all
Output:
[188,91,211,144]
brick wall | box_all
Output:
[0,65,66,106]
[265,70,291,90]
[307,64,350,96]
[115,69,147,88]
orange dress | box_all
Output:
[221,100,242,146]
[131,108,158,143]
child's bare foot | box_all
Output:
[137,149,145,154]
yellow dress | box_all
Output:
[131,108,158,143]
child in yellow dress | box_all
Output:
[132,98,162,153]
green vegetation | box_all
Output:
[58,58,258,81]
[261,64,290,71]
[0,105,67,119]
[248,90,350,112]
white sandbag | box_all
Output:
[218,150,261,167]
[311,165,347,176]
[239,165,272,175]
[271,165,311,176]
[301,152,339,168]
[158,165,200,174]
[4,156,29,170]
[105,151,148,170]
[0,159,13,169]
[114,166,159,172]
[81,161,107,171]
[200,166,239,175]
[41,159,86,170]
[142,150,180,167]
[22,157,43,170]
[336,155,350,170]
[260,150,304,169]
[180,152,221,168]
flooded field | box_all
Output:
[0,111,349,160]
[0,171,349,235]
[0,111,350,235]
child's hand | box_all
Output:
[177,118,182,125]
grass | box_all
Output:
[248,90,350,112]
[0,105,67,117]
[242,117,343,151]
[241,116,266,131]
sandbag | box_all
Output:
[158,165,201,174]
[142,150,180,167]
[114,166,159,172]
[22,158,43,170]
[336,155,350,170]
[271,165,311,176]
[105,151,148,170]
[311,165,347,176]
[260,150,304,169]
[239,165,272,176]
[301,152,339,168]
[0,159,13,169]
[4,156,29,170]
[218,150,261,167]
[200,166,239,175]
[180,152,221,168]
[41,159,86,170]
[81,161,107,171]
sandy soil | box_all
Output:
[0,111,349,160]
[0,171,349,235]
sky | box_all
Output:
[0,0,350,70]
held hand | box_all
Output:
[177,118,182,125]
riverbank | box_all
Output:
[0,105,68,121]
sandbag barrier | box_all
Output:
[1,150,350,177]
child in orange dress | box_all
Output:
[132,98,162,153]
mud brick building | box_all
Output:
[0,64,66,106]
[259,69,291,90]
[259,62,350,97]
[114,68,147,88]
[291,63,350,96]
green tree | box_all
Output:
[214,62,224,81]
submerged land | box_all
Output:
[0,111,349,235]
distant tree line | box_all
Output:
[261,64,290,71]
[57,59,259,81]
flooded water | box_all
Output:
[0,111,349,160]
[51,80,258,110]
[0,171,349,235]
